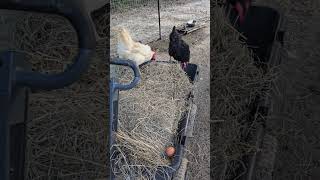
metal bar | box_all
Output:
[247,124,265,180]
[109,59,141,179]
[0,105,9,180]
[109,78,114,180]
[0,52,14,180]
[8,52,31,180]
[158,0,161,40]
[110,59,141,91]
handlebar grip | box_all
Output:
[0,0,96,89]
[110,58,141,91]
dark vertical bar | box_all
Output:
[109,80,114,179]
[0,100,9,180]
[8,53,31,180]
[0,52,13,180]
[106,1,111,179]
[158,0,161,40]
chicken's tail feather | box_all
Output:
[118,27,134,48]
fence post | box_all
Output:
[157,0,161,40]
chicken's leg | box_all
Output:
[181,62,188,70]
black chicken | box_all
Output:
[226,0,251,24]
[168,26,190,70]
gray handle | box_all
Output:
[0,0,96,90]
[110,58,141,91]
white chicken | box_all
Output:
[116,27,156,66]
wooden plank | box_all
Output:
[172,158,189,180]
[186,103,197,138]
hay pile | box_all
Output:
[6,7,109,180]
[210,7,276,179]
[111,62,192,179]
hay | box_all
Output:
[111,62,192,179]
[210,7,277,179]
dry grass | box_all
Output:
[210,7,276,179]
[26,83,108,179]
[211,1,320,179]
[14,13,77,73]
[111,62,192,179]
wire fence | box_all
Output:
[111,0,198,10]
[110,0,210,57]
[111,0,157,11]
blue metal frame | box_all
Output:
[109,60,199,180]
[0,51,15,180]
[110,58,141,92]
[109,58,141,179]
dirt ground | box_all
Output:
[183,26,210,180]
[111,0,210,179]
[110,0,210,57]
[253,0,320,179]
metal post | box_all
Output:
[0,51,30,180]
[0,52,13,180]
[157,0,161,40]
[0,13,16,180]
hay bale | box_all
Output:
[111,62,192,179]
[210,7,276,179]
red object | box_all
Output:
[165,146,176,157]
[151,51,156,61]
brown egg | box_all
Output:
[165,146,176,158]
